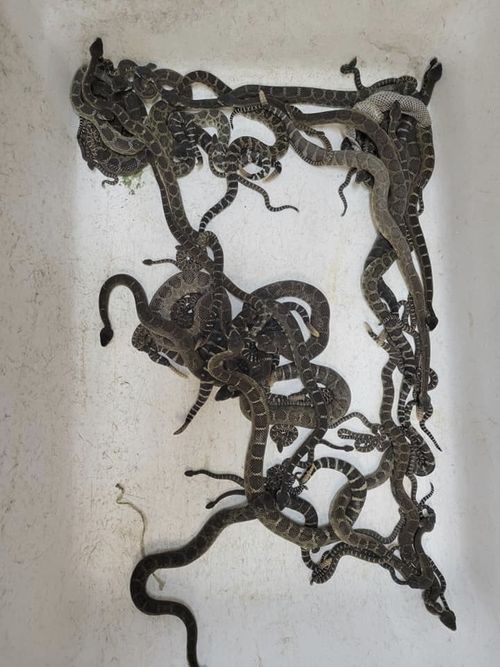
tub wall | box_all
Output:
[1,1,499,665]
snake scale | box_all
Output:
[72,39,453,666]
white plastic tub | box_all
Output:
[1,1,499,665]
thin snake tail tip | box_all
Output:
[194,337,207,350]
[173,424,187,436]
[307,324,321,337]
[153,574,166,591]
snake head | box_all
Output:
[90,38,104,59]
[100,326,113,347]
[214,385,240,401]
[425,58,443,84]
[340,57,357,74]
[439,609,456,631]
[418,505,436,532]
[227,330,244,354]
[426,307,439,331]
[424,591,457,631]
[270,425,299,451]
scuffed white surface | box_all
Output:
[1,1,499,665]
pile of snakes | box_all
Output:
[72,38,455,666]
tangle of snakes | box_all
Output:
[72,39,454,666]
